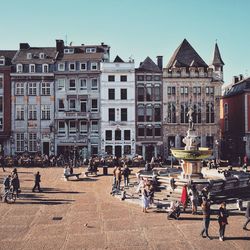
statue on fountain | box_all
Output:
[187,106,195,131]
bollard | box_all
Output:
[236,199,243,211]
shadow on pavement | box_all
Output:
[223,236,250,241]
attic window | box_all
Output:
[86,48,96,53]
[64,48,74,54]
[0,57,5,66]
[39,53,45,59]
[27,53,32,59]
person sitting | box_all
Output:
[167,201,181,220]
[64,166,70,176]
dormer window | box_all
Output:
[43,64,49,73]
[29,64,35,73]
[69,62,75,71]
[86,48,96,53]
[91,62,98,70]
[0,57,5,66]
[27,53,32,59]
[58,63,65,71]
[17,64,23,73]
[64,48,74,54]
[39,53,45,59]
[80,62,87,71]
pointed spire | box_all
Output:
[113,55,124,63]
[212,43,224,66]
[137,56,161,72]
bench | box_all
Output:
[64,173,81,181]
[84,170,99,177]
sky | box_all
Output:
[1,0,249,85]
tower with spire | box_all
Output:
[211,42,224,81]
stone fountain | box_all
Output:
[171,107,212,179]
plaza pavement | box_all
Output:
[0,167,249,250]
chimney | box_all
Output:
[19,43,30,50]
[239,74,244,81]
[56,39,64,53]
[157,56,163,70]
[233,76,239,84]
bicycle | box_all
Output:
[1,187,16,204]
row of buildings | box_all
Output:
[0,39,225,161]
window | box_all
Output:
[206,102,214,123]
[146,75,152,81]
[91,121,98,132]
[115,129,121,140]
[124,145,131,155]
[69,99,76,110]
[146,125,153,136]
[16,133,24,152]
[154,106,161,122]
[137,86,144,101]
[108,75,115,82]
[108,89,115,100]
[28,82,36,95]
[154,75,161,81]
[27,53,32,59]
[121,89,127,100]
[206,87,214,95]
[105,145,113,155]
[41,105,50,120]
[15,83,24,95]
[80,100,87,112]
[106,130,112,140]
[137,75,144,81]
[137,106,144,122]
[28,105,37,120]
[138,126,145,137]
[146,106,153,122]
[120,75,127,82]
[167,86,176,95]
[69,79,76,91]
[155,126,161,137]
[180,103,189,123]
[28,133,37,152]
[16,105,24,120]
[17,64,23,73]
[154,85,161,101]
[86,47,96,53]
[167,103,176,123]
[80,121,88,134]
[69,121,77,134]
[121,108,127,121]
[57,79,65,91]
[193,103,201,123]
[193,87,201,95]
[41,82,50,95]
[39,53,45,59]
[206,136,214,148]
[180,87,188,95]
[29,64,35,73]
[0,57,5,65]
[0,97,3,112]
[79,79,87,90]
[0,117,3,130]
[91,62,98,70]
[58,121,65,135]
[80,63,87,71]
[146,85,152,101]
[43,64,49,73]
[224,103,228,115]
[0,76,3,89]
[58,99,65,111]
[124,130,130,140]
[58,63,65,71]
[91,99,98,112]
[69,63,76,71]
[109,108,115,121]
[91,79,98,90]
[64,48,74,54]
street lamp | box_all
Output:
[170,140,174,168]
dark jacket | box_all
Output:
[35,173,41,183]
[245,202,250,218]
[201,201,211,218]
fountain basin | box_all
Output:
[171,147,212,160]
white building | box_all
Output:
[100,56,136,158]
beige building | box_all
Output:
[162,39,224,160]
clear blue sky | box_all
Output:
[1,0,249,85]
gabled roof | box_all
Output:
[136,56,161,73]
[166,39,208,69]
[0,50,17,66]
[223,77,250,97]
[212,43,224,66]
[113,55,124,63]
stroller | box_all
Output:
[167,201,181,220]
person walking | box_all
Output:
[189,185,198,214]
[32,171,42,192]
[243,201,250,230]
[122,165,130,187]
[200,199,212,240]
[0,155,5,172]
[2,175,11,202]
[218,202,229,241]
[142,185,150,213]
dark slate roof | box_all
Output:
[0,50,17,66]
[166,39,208,69]
[136,57,161,73]
[223,77,250,97]
[212,43,224,66]
[12,47,57,64]
[113,55,124,63]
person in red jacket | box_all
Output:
[180,184,188,212]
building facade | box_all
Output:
[54,40,110,157]
[100,56,135,158]
[163,39,224,160]
[220,75,250,162]
[0,50,17,155]
[135,57,163,161]
[11,43,57,155]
